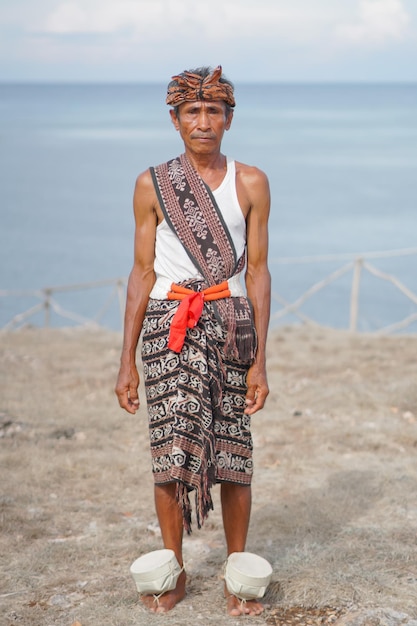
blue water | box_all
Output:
[1,83,417,331]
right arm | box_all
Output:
[115,170,159,414]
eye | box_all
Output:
[209,105,226,115]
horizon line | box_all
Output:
[1,78,417,87]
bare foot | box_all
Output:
[225,589,265,616]
[140,569,186,613]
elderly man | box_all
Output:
[115,65,271,616]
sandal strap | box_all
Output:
[141,565,185,606]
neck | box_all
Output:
[184,150,227,176]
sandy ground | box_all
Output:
[1,325,417,626]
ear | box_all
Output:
[225,110,234,131]
[169,109,180,130]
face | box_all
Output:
[169,100,233,155]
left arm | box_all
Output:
[238,165,271,415]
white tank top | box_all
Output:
[150,158,246,299]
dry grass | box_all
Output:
[1,325,417,626]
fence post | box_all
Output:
[349,258,363,332]
[43,288,52,327]
[116,279,126,330]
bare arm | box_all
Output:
[115,170,158,414]
[238,165,271,415]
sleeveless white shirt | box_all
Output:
[149,158,246,299]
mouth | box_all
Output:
[192,134,216,141]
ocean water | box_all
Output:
[1,83,417,331]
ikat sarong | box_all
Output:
[142,297,253,533]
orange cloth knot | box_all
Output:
[167,281,231,352]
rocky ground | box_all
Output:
[1,325,417,626]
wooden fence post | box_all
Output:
[349,258,363,332]
[43,288,52,328]
[116,279,126,329]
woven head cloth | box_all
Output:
[166,65,235,108]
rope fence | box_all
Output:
[0,278,127,331]
[269,247,417,333]
[1,248,417,333]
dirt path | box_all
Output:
[1,326,417,626]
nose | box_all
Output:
[197,106,210,131]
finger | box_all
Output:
[129,384,140,407]
[117,393,131,412]
[127,388,140,412]
[128,398,140,413]
[116,389,138,414]
[124,399,139,414]
[245,387,267,415]
[245,384,256,407]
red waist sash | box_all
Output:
[167,281,231,352]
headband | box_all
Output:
[166,65,235,108]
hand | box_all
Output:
[244,361,269,415]
[115,363,140,414]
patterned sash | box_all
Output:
[150,153,256,361]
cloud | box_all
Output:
[219,3,337,42]
[42,1,159,35]
[7,0,415,49]
[334,0,411,47]
[36,0,338,43]
[38,0,227,37]
[4,0,414,81]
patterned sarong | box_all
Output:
[142,297,253,533]
[143,155,256,532]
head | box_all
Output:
[166,65,235,119]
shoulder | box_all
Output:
[133,167,161,206]
[134,157,176,198]
[235,161,269,185]
[132,168,162,221]
[134,168,155,194]
[234,161,270,213]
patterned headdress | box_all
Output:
[166,65,235,108]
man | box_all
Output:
[115,65,271,616]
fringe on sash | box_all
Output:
[217,297,257,363]
[175,462,216,534]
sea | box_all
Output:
[1,82,417,332]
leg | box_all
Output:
[154,483,184,565]
[221,483,264,617]
[221,482,251,555]
[140,483,186,613]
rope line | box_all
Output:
[1,251,416,333]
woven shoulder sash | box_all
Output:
[150,154,256,361]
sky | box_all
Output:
[0,0,416,83]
